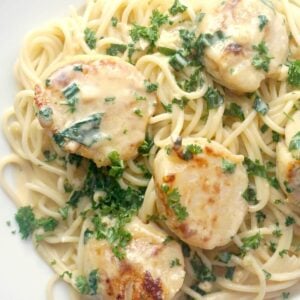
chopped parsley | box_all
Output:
[129,10,168,49]
[144,80,158,92]
[256,211,266,225]
[58,206,69,220]
[75,269,99,295]
[288,131,300,160]
[169,0,187,16]
[279,249,288,258]
[258,15,268,31]
[170,258,181,268]
[161,102,172,112]
[182,144,203,160]
[172,97,189,109]
[104,96,116,103]
[108,151,124,178]
[203,87,224,110]
[224,103,245,121]
[111,17,118,27]
[268,241,277,253]
[178,68,203,92]
[15,206,58,239]
[260,124,269,133]
[221,158,236,174]
[285,216,296,227]
[252,41,272,72]
[134,108,143,117]
[150,9,169,27]
[191,254,216,282]
[60,271,72,279]
[263,269,272,280]
[106,44,127,56]
[272,131,281,143]
[240,233,262,255]
[243,157,267,178]
[288,60,300,87]
[273,226,282,238]
[161,185,188,221]
[15,206,36,239]
[66,160,143,260]
[36,217,58,232]
[92,216,132,260]
[253,95,269,116]
[242,185,258,205]
[84,28,97,50]
[138,136,154,156]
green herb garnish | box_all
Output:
[169,0,187,16]
[288,60,300,87]
[258,15,268,31]
[224,103,245,121]
[253,95,269,116]
[221,158,236,174]
[252,41,272,72]
[84,28,97,49]
[203,87,224,110]
[106,44,127,56]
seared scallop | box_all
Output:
[198,0,289,93]
[34,56,156,166]
[276,111,300,204]
[153,137,248,249]
[82,217,185,299]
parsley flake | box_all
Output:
[224,103,245,121]
[84,28,97,50]
[288,60,300,87]
[169,0,187,16]
[253,95,269,116]
[162,185,188,221]
[258,15,268,31]
[252,41,272,72]
[108,151,124,178]
[106,44,127,56]
[221,158,237,174]
[203,87,224,110]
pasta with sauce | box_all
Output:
[1,0,300,299]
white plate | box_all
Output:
[0,1,81,299]
[0,1,300,300]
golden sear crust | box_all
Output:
[34,56,156,166]
[153,137,248,249]
[83,217,185,300]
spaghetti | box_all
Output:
[1,0,300,299]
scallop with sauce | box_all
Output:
[153,137,248,249]
[276,111,300,204]
[34,56,156,166]
[82,217,185,299]
[198,0,289,93]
